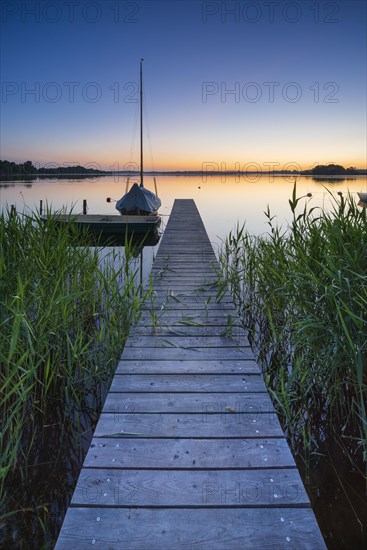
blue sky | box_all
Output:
[1,0,366,170]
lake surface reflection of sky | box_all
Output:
[2,175,367,244]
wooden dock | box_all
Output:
[56,200,326,549]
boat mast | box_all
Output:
[140,58,144,187]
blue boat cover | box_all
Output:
[115,183,161,214]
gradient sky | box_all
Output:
[1,0,366,170]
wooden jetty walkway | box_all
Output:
[56,200,325,549]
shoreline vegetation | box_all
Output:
[0,210,151,547]
[218,185,367,546]
[1,160,366,178]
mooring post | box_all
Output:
[83,199,87,215]
[39,200,43,216]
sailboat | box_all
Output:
[41,59,161,237]
[114,58,161,221]
[115,59,161,218]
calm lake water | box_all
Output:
[0,174,367,280]
[1,174,367,278]
[2,173,367,239]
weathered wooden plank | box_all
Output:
[152,290,226,297]
[151,292,233,302]
[110,374,266,393]
[155,252,216,257]
[147,293,226,302]
[153,255,217,261]
[151,288,227,295]
[160,257,217,262]
[152,268,218,275]
[121,347,254,361]
[153,263,217,269]
[152,273,219,280]
[138,310,240,318]
[129,325,247,337]
[102,392,273,413]
[71,468,309,507]
[94,412,280,438]
[149,281,218,295]
[153,267,218,273]
[141,302,237,311]
[139,305,240,325]
[84,437,294,469]
[156,244,216,248]
[153,252,216,257]
[139,309,240,318]
[153,270,218,281]
[151,280,219,287]
[153,257,217,263]
[146,294,234,303]
[124,335,249,348]
[156,238,214,242]
[152,279,219,286]
[142,300,230,308]
[136,316,243,327]
[157,247,215,251]
[55,507,326,550]
[152,269,219,276]
[116,359,259,374]
[148,297,232,305]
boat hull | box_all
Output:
[41,214,161,235]
[40,214,161,246]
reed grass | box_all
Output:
[0,209,150,540]
[218,185,367,470]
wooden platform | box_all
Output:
[55,200,325,549]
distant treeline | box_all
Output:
[1,160,366,177]
[0,160,108,176]
[201,164,365,176]
[301,164,363,175]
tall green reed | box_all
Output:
[219,185,367,468]
[0,209,150,531]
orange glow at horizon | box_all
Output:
[22,152,366,173]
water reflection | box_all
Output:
[84,228,161,250]
[312,177,347,183]
[1,174,366,244]
[0,183,33,188]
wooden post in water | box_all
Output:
[83,199,87,215]
[39,200,43,216]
